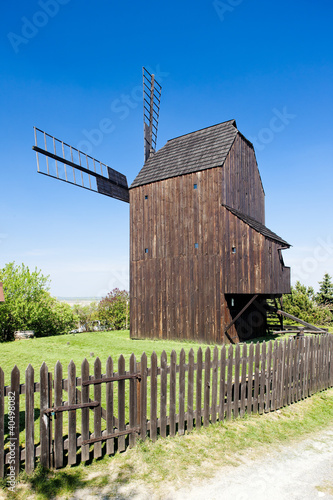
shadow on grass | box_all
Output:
[19,465,86,499]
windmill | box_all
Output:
[32,67,161,204]
[33,68,295,344]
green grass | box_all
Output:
[0,330,214,384]
[2,388,333,499]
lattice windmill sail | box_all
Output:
[32,128,129,202]
[143,67,161,162]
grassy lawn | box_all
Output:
[0,330,216,384]
[1,387,332,499]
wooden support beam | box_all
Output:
[225,294,259,335]
[268,307,326,332]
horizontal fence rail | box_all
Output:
[0,334,332,477]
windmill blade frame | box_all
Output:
[143,67,162,162]
[32,127,129,203]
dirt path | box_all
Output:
[167,427,333,500]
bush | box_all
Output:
[97,289,129,330]
[0,262,76,341]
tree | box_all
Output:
[72,302,98,331]
[316,273,333,307]
[97,289,129,330]
[283,280,332,327]
[0,262,76,341]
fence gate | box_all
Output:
[39,356,141,469]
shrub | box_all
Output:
[0,262,76,341]
[97,289,129,330]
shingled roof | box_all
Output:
[130,119,239,188]
[223,204,290,247]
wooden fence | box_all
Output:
[1,334,333,477]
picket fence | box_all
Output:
[1,333,333,478]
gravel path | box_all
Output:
[168,428,333,500]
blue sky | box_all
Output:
[1,0,332,297]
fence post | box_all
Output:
[140,353,147,440]
[25,364,35,474]
[40,362,50,468]
[178,349,185,435]
[81,358,90,462]
[129,354,136,448]
[160,352,167,438]
[149,352,157,441]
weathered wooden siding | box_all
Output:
[221,134,265,224]
[221,207,290,294]
[129,146,289,343]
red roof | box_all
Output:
[0,283,4,302]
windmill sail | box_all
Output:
[32,127,129,203]
[143,67,161,162]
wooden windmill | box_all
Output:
[33,68,293,344]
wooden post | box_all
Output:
[118,355,126,452]
[196,348,202,427]
[203,348,211,427]
[106,356,114,454]
[226,345,233,420]
[187,348,194,432]
[81,358,90,462]
[68,360,77,465]
[93,357,102,459]
[54,361,63,469]
[150,352,158,441]
[136,361,141,428]
[160,352,167,438]
[211,346,218,423]
[129,354,136,448]
[247,343,254,415]
[40,362,50,468]
[169,350,176,437]
[140,353,147,440]
[218,345,226,421]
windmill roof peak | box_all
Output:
[130,119,239,188]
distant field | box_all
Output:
[57,297,100,307]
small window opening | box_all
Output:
[145,248,148,254]
[145,195,148,200]
[194,243,199,249]
[231,298,235,307]
[232,246,236,254]
[194,184,197,189]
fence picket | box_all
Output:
[140,353,147,439]
[204,347,211,427]
[54,361,63,469]
[259,342,266,414]
[40,362,50,469]
[265,341,272,411]
[150,352,158,441]
[219,345,226,421]
[226,345,233,420]
[129,354,136,448]
[196,348,202,427]
[178,349,185,435]
[81,358,90,462]
[118,355,126,452]
[234,344,240,417]
[275,341,282,409]
[68,360,77,465]
[10,366,20,477]
[247,343,254,415]
[169,350,176,436]
[240,344,247,417]
[253,343,260,414]
[106,356,115,453]
[94,357,102,459]
[160,351,167,438]
[0,368,4,478]
[211,346,218,423]
[187,348,194,432]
